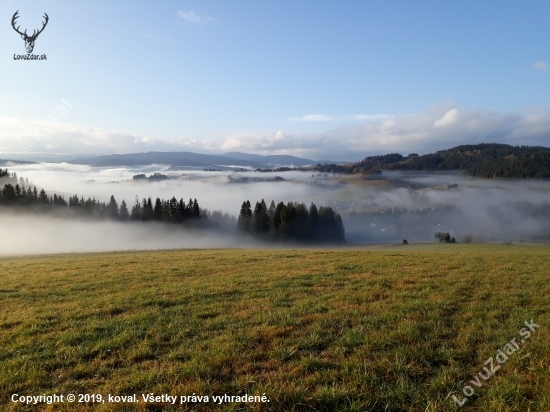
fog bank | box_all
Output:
[0,215,241,255]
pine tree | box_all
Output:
[108,195,119,219]
[193,198,201,218]
[309,203,319,240]
[169,197,179,222]
[237,200,253,234]
[38,189,48,204]
[141,198,153,220]
[334,213,345,242]
[186,198,194,217]
[119,199,129,221]
[130,196,142,220]
[178,199,186,222]
[253,199,269,234]
[268,200,276,231]
[154,198,162,220]
[273,202,285,234]
[1,184,16,202]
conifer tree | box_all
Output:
[38,189,48,203]
[108,195,119,219]
[268,200,276,231]
[193,198,201,218]
[119,199,129,221]
[130,196,142,220]
[154,198,162,220]
[253,199,269,234]
[237,200,253,234]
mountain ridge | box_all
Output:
[68,151,331,168]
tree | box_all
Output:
[273,202,285,234]
[154,197,162,220]
[309,203,319,240]
[192,198,201,218]
[169,197,179,222]
[268,200,276,232]
[130,196,142,220]
[1,184,16,202]
[334,212,345,242]
[38,189,49,204]
[237,201,253,234]
[108,195,119,219]
[178,199,186,222]
[119,200,129,221]
[253,199,269,234]
[141,198,153,221]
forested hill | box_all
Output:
[316,144,550,178]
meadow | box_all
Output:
[0,245,549,411]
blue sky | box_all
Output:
[1,1,549,160]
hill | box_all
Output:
[317,143,550,178]
[1,246,549,411]
[0,159,36,166]
[69,151,322,169]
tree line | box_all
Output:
[237,199,345,243]
[1,170,346,243]
[315,144,550,178]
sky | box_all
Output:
[1,1,549,161]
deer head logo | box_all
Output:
[11,11,49,54]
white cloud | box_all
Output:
[533,61,547,70]
[177,10,217,24]
[2,102,550,161]
[289,114,334,122]
[288,113,393,122]
[434,108,459,128]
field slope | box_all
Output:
[1,245,549,411]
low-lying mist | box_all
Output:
[0,214,242,255]
[3,163,550,252]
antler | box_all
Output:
[32,13,49,39]
[11,11,27,38]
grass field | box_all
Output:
[1,245,549,411]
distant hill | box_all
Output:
[0,159,36,166]
[69,151,323,168]
[221,152,318,166]
[316,144,550,178]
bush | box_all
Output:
[402,239,408,245]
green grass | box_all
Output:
[0,245,549,411]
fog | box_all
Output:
[2,163,549,252]
[6,163,333,215]
[0,215,244,255]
